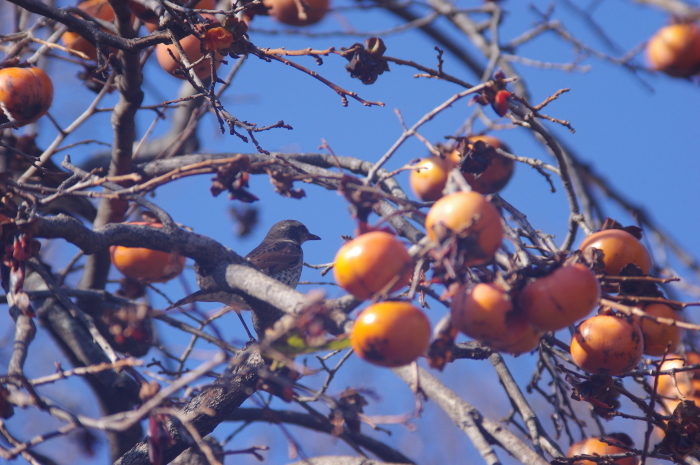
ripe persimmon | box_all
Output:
[109,222,186,283]
[497,323,543,356]
[155,15,224,79]
[570,314,643,376]
[633,303,684,356]
[333,231,412,300]
[450,283,530,351]
[462,135,515,194]
[61,0,116,61]
[350,301,430,367]
[425,191,503,266]
[0,67,53,127]
[264,0,330,26]
[567,435,639,465]
[646,23,700,77]
[409,156,454,201]
[656,353,700,400]
[579,229,652,276]
[518,264,600,332]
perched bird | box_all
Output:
[168,220,320,335]
[244,219,321,289]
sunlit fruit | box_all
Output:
[409,156,454,201]
[425,191,503,265]
[155,15,223,79]
[463,135,515,194]
[646,23,700,77]
[570,314,643,376]
[656,378,700,414]
[656,353,700,399]
[350,301,431,367]
[0,67,53,127]
[264,0,330,26]
[579,229,652,276]
[567,435,640,465]
[633,303,684,356]
[109,222,186,283]
[451,283,530,351]
[61,0,116,61]
[518,264,600,332]
[333,231,412,300]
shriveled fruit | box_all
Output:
[633,303,684,356]
[646,23,700,77]
[264,0,330,26]
[570,314,643,376]
[567,435,640,465]
[463,135,515,194]
[109,222,186,283]
[155,15,224,79]
[579,229,652,276]
[425,191,503,265]
[0,67,53,127]
[451,283,530,351]
[409,156,454,201]
[333,231,412,300]
[101,303,153,357]
[518,264,600,332]
[350,301,431,367]
[61,0,116,60]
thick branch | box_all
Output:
[393,365,550,465]
[226,408,416,464]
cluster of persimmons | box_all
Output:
[332,131,694,463]
[0,0,332,127]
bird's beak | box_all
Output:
[308,233,321,241]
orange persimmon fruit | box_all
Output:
[646,23,700,77]
[109,222,186,283]
[155,15,224,79]
[570,314,643,376]
[518,264,600,332]
[351,301,430,367]
[333,231,412,300]
[579,229,652,276]
[61,0,116,60]
[425,191,503,266]
[567,435,639,465]
[264,0,330,26]
[633,303,684,356]
[451,282,530,351]
[409,156,455,202]
[0,67,53,127]
[462,135,515,194]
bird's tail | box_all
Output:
[166,290,250,312]
[166,290,213,311]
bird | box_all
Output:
[168,220,320,336]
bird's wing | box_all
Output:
[246,241,302,276]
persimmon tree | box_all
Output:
[1,1,700,465]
